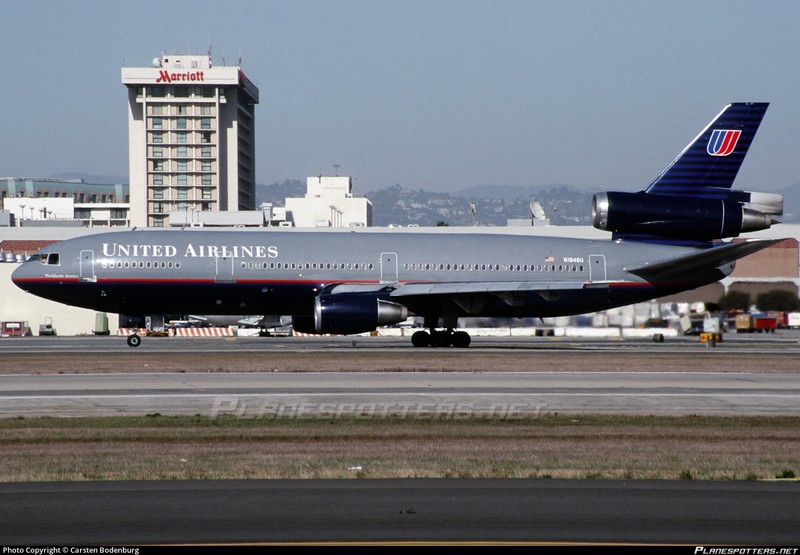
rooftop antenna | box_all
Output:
[530,200,546,224]
[238,49,243,67]
[333,164,341,176]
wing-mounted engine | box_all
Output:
[292,284,409,335]
[592,190,782,242]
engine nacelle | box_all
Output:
[592,191,777,241]
[309,291,408,335]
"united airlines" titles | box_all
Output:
[102,243,279,259]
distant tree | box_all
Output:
[436,220,449,226]
[755,290,800,312]
[718,291,751,311]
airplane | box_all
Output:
[12,102,784,348]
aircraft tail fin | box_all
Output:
[592,102,782,243]
[645,102,768,195]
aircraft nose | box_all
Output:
[11,259,37,289]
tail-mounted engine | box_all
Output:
[592,190,782,241]
[292,284,408,335]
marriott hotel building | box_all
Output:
[122,54,259,227]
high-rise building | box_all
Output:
[122,54,259,227]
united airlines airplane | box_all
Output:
[12,103,784,347]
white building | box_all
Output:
[122,54,259,228]
[285,176,372,227]
[3,197,130,228]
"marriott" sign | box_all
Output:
[156,70,205,83]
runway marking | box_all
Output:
[2,393,799,399]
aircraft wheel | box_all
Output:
[452,330,471,348]
[411,330,430,348]
[430,330,452,348]
[126,334,142,348]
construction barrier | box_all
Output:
[117,327,235,337]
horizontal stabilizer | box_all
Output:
[624,238,783,281]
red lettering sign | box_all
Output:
[156,70,205,84]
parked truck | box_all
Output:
[735,313,778,333]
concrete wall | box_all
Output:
[0,264,118,336]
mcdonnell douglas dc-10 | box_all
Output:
[12,103,785,347]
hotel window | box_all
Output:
[152,132,163,144]
[177,174,188,185]
[152,105,162,115]
[177,188,187,200]
[177,146,187,158]
[177,161,187,172]
[153,188,164,199]
[153,175,163,186]
[177,105,187,115]
[201,146,211,157]
[176,132,187,144]
[152,146,163,157]
[201,132,212,143]
[152,117,162,129]
[202,189,212,199]
[201,174,212,186]
[176,117,187,130]
[201,161,211,172]
[201,118,211,130]
[153,160,163,171]
[153,202,163,214]
[201,105,212,115]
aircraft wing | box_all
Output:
[390,281,586,297]
[389,280,588,311]
[624,238,784,281]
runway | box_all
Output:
[1,479,798,544]
[1,335,799,417]
[2,332,800,354]
[1,370,799,417]
[2,336,799,545]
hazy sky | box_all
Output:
[3,0,799,193]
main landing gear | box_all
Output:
[411,328,471,348]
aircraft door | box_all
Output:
[79,250,96,281]
[215,256,235,283]
[380,252,398,283]
[589,254,607,282]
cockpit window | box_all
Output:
[38,253,60,265]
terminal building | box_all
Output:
[122,54,259,228]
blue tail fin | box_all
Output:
[645,102,768,196]
[592,102,782,244]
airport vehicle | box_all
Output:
[735,313,779,333]
[12,103,784,347]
